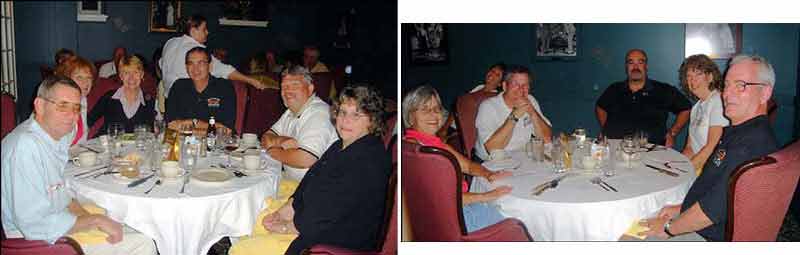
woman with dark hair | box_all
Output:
[230,85,391,255]
[679,54,729,175]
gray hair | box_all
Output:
[502,65,532,83]
[281,65,314,86]
[37,75,81,99]
[729,54,776,87]
[401,85,443,129]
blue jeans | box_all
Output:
[463,203,505,232]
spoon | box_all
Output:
[144,179,162,194]
[590,177,610,191]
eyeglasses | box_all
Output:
[416,107,442,115]
[724,80,769,93]
[336,110,368,120]
[41,97,82,113]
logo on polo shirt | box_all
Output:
[713,149,726,167]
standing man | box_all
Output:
[1,76,156,254]
[260,66,338,181]
[98,47,127,78]
[639,54,779,241]
[596,49,691,146]
[160,14,265,100]
[475,65,552,161]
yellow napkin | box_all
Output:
[68,204,110,245]
[623,219,650,240]
[230,179,300,255]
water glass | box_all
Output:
[180,142,199,172]
[622,136,637,169]
[551,144,566,173]
[532,137,545,162]
[573,128,587,147]
[636,131,649,148]
[108,122,124,141]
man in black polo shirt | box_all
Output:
[165,47,237,132]
[639,54,778,241]
[596,49,691,146]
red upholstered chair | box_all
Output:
[725,140,800,241]
[455,91,498,159]
[1,93,16,139]
[767,98,778,126]
[87,77,122,138]
[311,72,334,104]
[383,113,397,148]
[140,71,158,99]
[231,80,249,135]
[1,218,84,255]
[244,86,284,136]
[401,140,532,241]
[305,164,397,255]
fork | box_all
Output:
[144,179,162,194]
[217,164,247,177]
[590,177,610,191]
[663,162,689,173]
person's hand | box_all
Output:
[484,185,513,201]
[690,157,704,174]
[94,215,123,244]
[665,133,675,148]
[250,78,267,90]
[487,170,513,182]
[639,216,670,240]
[657,204,681,219]
[280,138,299,150]
[261,211,281,230]
[512,99,534,119]
[261,134,280,148]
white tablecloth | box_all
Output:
[65,144,281,255]
[473,141,695,241]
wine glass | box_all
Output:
[621,135,637,169]
[223,134,239,167]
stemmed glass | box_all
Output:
[621,135,637,169]
[222,134,239,168]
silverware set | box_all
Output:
[215,164,247,177]
[590,177,617,192]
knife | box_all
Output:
[79,144,102,153]
[644,163,679,177]
[73,164,109,178]
[128,174,155,188]
[531,173,575,195]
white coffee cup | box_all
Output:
[243,154,267,171]
[489,149,509,161]
[72,151,97,167]
[242,133,258,146]
[160,161,182,178]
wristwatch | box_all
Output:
[508,112,519,123]
[664,218,676,238]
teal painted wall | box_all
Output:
[401,23,800,148]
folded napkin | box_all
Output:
[68,204,110,245]
[623,219,650,240]
[251,179,300,236]
[483,158,521,171]
[230,179,301,255]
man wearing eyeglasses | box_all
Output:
[475,65,552,162]
[260,66,338,181]
[596,49,691,147]
[638,54,778,241]
[1,76,156,254]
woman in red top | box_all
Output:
[402,85,512,232]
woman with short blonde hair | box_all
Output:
[87,55,156,136]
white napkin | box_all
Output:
[483,158,521,171]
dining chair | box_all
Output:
[232,80,249,135]
[305,164,397,255]
[1,93,16,139]
[767,98,778,126]
[87,77,123,138]
[401,140,532,241]
[1,215,84,255]
[243,86,284,136]
[455,90,498,160]
[725,140,800,241]
[383,113,397,149]
[310,72,334,104]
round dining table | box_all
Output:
[472,140,696,241]
[64,138,282,255]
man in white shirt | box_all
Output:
[97,47,127,78]
[475,65,552,161]
[159,14,265,99]
[260,66,338,181]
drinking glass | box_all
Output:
[180,142,199,172]
[108,122,124,141]
[551,144,566,173]
[223,134,239,167]
[532,137,545,162]
[636,131,649,149]
[573,128,587,148]
[621,135,637,169]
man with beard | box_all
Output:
[595,49,691,147]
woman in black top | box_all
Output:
[88,55,156,136]
[262,85,390,255]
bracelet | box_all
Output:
[664,218,676,238]
[508,112,519,123]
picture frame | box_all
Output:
[77,1,102,15]
[535,23,578,59]
[684,23,742,59]
[407,23,449,65]
[149,1,181,33]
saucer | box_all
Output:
[157,169,187,183]
[191,168,233,186]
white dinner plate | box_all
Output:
[191,168,233,186]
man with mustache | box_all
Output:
[637,54,778,241]
[596,49,691,147]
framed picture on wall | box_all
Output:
[78,1,102,15]
[535,23,578,58]
[685,23,742,59]
[149,1,181,33]
[408,23,449,65]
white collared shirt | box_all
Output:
[270,95,339,181]
[475,92,551,161]
[159,35,236,98]
[111,88,146,119]
[98,61,117,78]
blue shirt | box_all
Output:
[1,115,77,244]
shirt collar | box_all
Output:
[290,94,320,118]
[112,87,146,107]
[724,114,768,134]
[29,114,71,151]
